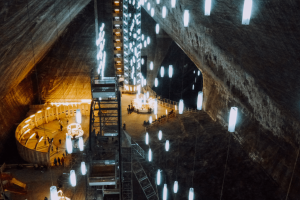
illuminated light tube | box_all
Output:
[81,162,87,175]
[146,132,149,144]
[46,107,51,110]
[37,110,42,113]
[189,188,194,200]
[142,58,144,65]
[157,169,161,185]
[154,98,158,114]
[198,70,201,76]
[184,10,189,27]
[166,109,168,115]
[29,133,36,139]
[192,84,194,90]
[148,148,152,161]
[147,91,149,98]
[160,66,164,77]
[155,24,160,34]
[30,114,35,118]
[144,79,147,86]
[144,94,146,104]
[169,65,173,78]
[171,0,176,8]
[151,8,155,17]
[173,181,178,193]
[242,0,252,25]
[205,0,211,16]
[163,184,167,200]
[147,36,150,44]
[150,61,153,70]
[156,0,160,4]
[162,6,167,18]
[155,78,158,87]
[158,130,162,140]
[165,140,170,151]
[24,129,31,134]
[197,91,203,110]
[142,34,144,41]
[193,70,195,74]
[39,136,44,143]
[149,116,152,124]
[195,77,197,83]
[50,186,59,200]
[179,99,184,114]
[76,109,82,124]
[23,124,29,129]
[66,135,73,154]
[70,170,76,187]
[228,107,238,132]
[144,40,147,47]
[147,2,150,10]
[79,137,84,151]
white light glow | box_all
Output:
[50,186,59,200]
[76,109,81,124]
[147,37,150,44]
[228,107,238,132]
[171,0,176,8]
[166,109,168,115]
[179,99,184,114]
[169,65,173,78]
[184,10,189,27]
[146,132,149,145]
[157,169,161,185]
[158,130,162,140]
[192,84,194,90]
[151,8,154,17]
[155,78,158,87]
[79,137,84,151]
[162,6,167,18]
[160,66,164,77]
[197,91,203,110]
[142,34,144,41]
[70,170,76,187]
[156,0,160,4]
[150,61,153,70]
[189,188,194,200]
[81,162,87,175]
[144,40,147,47]
[142,58,144,65]
[242,0,252,25]
[173,181,178,193]
[66,135,73,154]
[156,24,160,34]
[144,79,147,85]
[148,148,152,161]
[165,140,170,151]
[147,2,150,10]
[154,98,158,114]
[149,116,152,124]
[163,184,167,200]
[205,0,211,16]
[198,70,201,76]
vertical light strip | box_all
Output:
[242,0,252,25]
[228,107,238,132]
[197,91,203,110]
[184,10,189,27]
[205,0,211,16]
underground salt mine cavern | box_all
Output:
[0,0,300,199]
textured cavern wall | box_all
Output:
[142,0,300,196]
[0,0,91,101]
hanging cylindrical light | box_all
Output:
[144,93,146,104]
[76,109,81,124]
[198,70,200,76]
[147,91,149,98]
[162,6,167,18]
[158,130,162,140]
[149,116,153,124]
[165,140,170,151]
[173,181,178,193]
[81,162,87,175]
[148,148,152,161]
[144,131,149,144]
[197,91,203,110]
[79,137,84,151]
[156,169,161,185]
[142,58,144,65]
[192,84,194,90]
[228,107,238,132]
[142,34,144,41]
[160,66,164,77]
[154,98,158,115]
[144,40,147,47]
[155,78,158,87]
[184,10,189,27]
[70,170,76,187]
[163,184,168,200]
[144,79,147,85]
[179,99,184,114]
[66,135,73,154]
[50,186,59,200]
[242,0,252,25]
[156,24,160,34]
[205,0,212,16]
[147,2,150,10]
[150,61,153,70]
[171,0,176,8]
[147,36,150,44]
[156,0,160,4]
[169,65,173,78]
[166,109,168,115]
[189,188,194,200]
[151,8,154,17]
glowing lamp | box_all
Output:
[228,107,238,132]
[76,109,82,124]
[179,99,184,114]
[156,24,160,34]
[162,6,167,18]
[197,91,203,110]
[163,184,167,200]
[189,188,194,200]
[142,34,144,41]
[166,109,168,115]
[146,132,149,145]
[171,0,176,8]
[242,0,252,25]
[173,181,178,193]
[165,140,170,151]
[155,78,158,87]
[144,79,147,85]
[184,10,189,27]
[144,94,146,104]
[205,0,211,16]
[156,0,160,4]
[81,162,87,175]
[70,170,76,187]
[66,135,73,154]
[50,186,59,200]
[157,169,161,185]
[160,66,164,77]
[147,36,150,44]
[79,137,84,151]
[147,92,149,98]
[154,98,158,114]
[192,84,194,90]
[158,130,162,140]
[149,116,152,124]
[148,148,152,161]
[198,70,201,76]
[142,58,144,65]
[150,61,153,70]
[168,65,173,78]
[147,2,150,10]
[151,8,154,17]
[144,40,147,47]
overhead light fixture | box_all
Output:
[242,0,252,25]
[158,130,162,140]
[171,0,176,8]
[179,99,184,114]
[173,181,178,193]
[197,91,203,110]
[205,0,211,16]
[156,0,160,4]
[150,61,153,70]
[144,40,147,47]
[66,135,73,154]
[50,186,59,200]
[146,132,149,144]
[76,109,81,124]
[142,34,144,41]
[184,10,189,27]
[228,107,238,132]
[151,8,155,17]
[147,36,150,44]
[160,66,164,77]
[156,24,160,34]
[148,148,152,161]
[79,137,84,151]
[169,65,173,78]
[192,84,194,90]
[149,116,153,124]
[147,2,150,10]
[142,58,144,65]
[198,70,201,76]
[147,91,149,98]
[154,98,158,114]
[165,140,170,151]
[163,184,167,200]
[81,162,87,175]
[189,188,194,200]
[155,78,158,87]
[70,170,76,187]
[162,6,167,18]
[157,169,161,185]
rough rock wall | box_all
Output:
[0,0,91,100]
[142,0,300,195]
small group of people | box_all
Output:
[53,156,64,166]
[127,104,135,114]
[58,119,68,131]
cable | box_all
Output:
[220,133,231,200]
[285,148,300,200]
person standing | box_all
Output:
[67,119,69,124]
[56,146,58,152]
[54,158,57,166]
[58,157,61,165]
[61,157,64,166]
[60,124,63,131]
[59,139,61,144]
